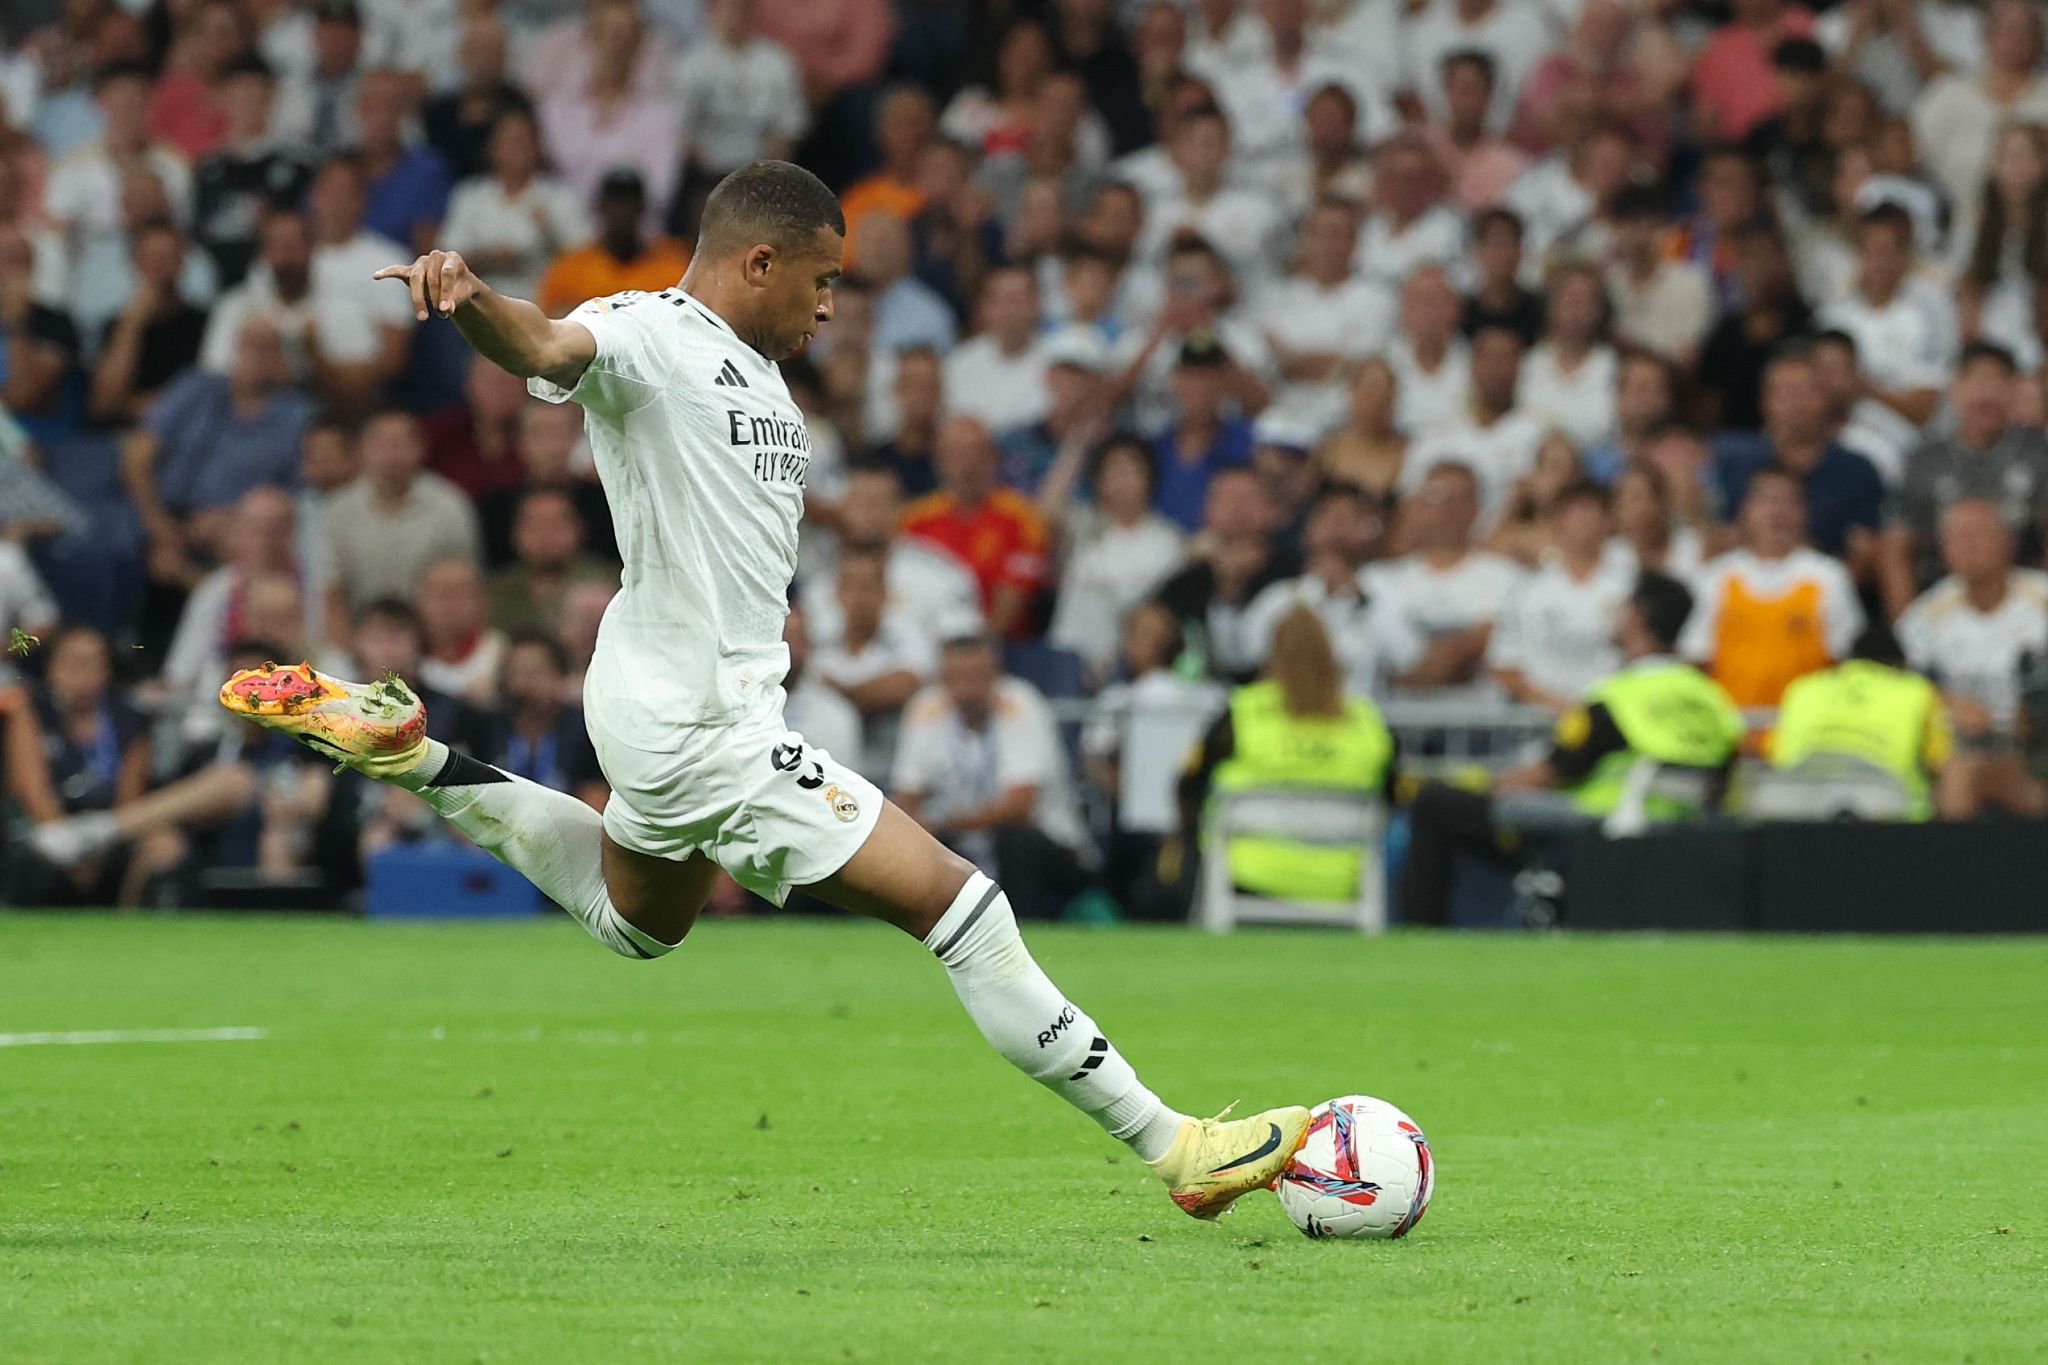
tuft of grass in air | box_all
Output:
[2,915,2044,1364]
[8,625,37,657]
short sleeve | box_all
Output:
[1821,563,1866,658]
[995,692,1058,789]
[526,292,666,416]
[891,705,948,795]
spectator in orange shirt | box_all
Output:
[902,416,1049,638]
[534,170,690,318]
[840,86,936,267]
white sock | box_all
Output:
[389,740,673,961]
[924,871,1187,1163]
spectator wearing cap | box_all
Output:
[1460,209,1543,347]
[354,68,452,255]
[1354,134,1466,292]
[270,0,367,157]
[421,15,535,181]
[1249,409,1326,548]
[1816,205,1955,427]
[1002,325,1111,497]
[536,2,682,240]
[192,56,312,287]
[1252,198,1395,432]
[1046,433,1186,682]
[944,266,1053,439]
[535,171,691,319]
[1883,342,2048,614]
[1400,323,1547,532]
[1135,104,1280,287]
[1714,346,1883,562]
[1604,186,1712,368]
[1691,0,1816,147]
[1387,264,1473,437]
[901,416,1050,639]
[1150,333,1254,533]
[1424,52,1531,215]
[441,109,591,308]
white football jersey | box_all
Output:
[531,288,810,739]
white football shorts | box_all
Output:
[586,692,883,906]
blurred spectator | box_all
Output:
[1150,334,1253,532]
[1671,149,1770,314]
[858,208,955,354]
[1404,0,1551,133]
[1613,462,1709,581]
[1388,264,1472,436]
[1953,123,2048,373]
[421,358,528,500]
[1746,37,1834,218]
[809,544,930,768]
[302,154,414,404]
[902,416,1047,638]
[320,409,479,616]
[781,598,863,764]
[1460,208,1543,346]
[535,170,691,319]
[1135,103,1278,285]
[88,220,206,425]
[1155,464,1297,679]
[1002,326,1110,496]
[1817,204,1953,426]
[1584,351,1679,485]
[1503,121,1630,268]
[477,399,613,568]
[353,67,451,256]
[159,485,300,728]
[1315,357,1408,501]
[415,555,505,708]
[1046,433,1185,682]
[536,2,681,234]
[200,208,386,402]
[1355,134,1465,291]
[1366,462,1524,694]
[1249,410,1325,547]
[270,0,366,156]
[1488,431,1588,564]
[841,85,934,249]
[1490,480,1629,710]
[675,0,808,187]
[1897,498,2048,817]
[1681,465,1863,707]
[27,627,148,878]
[1714,347,1884,561]
[145,0,243,160]
[1909,0,2048,213]
[191,56,311,286]
[1402,322,1545,530]
[463,632,607,810]
[862,343,943,494]
[753,0,894,108]
[43,63,192,294]
[1427,53,1530,215]
[438,109,589,309]
[1696,223,1813,432]
[1605,186,1712,368]
[1691,0,1816,147]
[1771,622,1951,819]
[1884,342,2048,614]
[1253,197,1394,429]
[1512,0,1681,160]
[520,0,677,107]
[124,314,309,582]
[1242,483,1415,697]
[485,487,618,637]
[156,569,308,739]
[421,16,533,181]
[1816,0,1983,116]
[803,461,979,639]
[1520,263,1616,451]
[1113,233,1271,433]
[893,631,1090,918]
[944,265,1051,437]
[1811,328,1919,486]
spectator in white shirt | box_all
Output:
[1252,197,1395,430]
[1242,483,1419,697]
[675,0,808,180]
[1612,461,1710,582]
[1367,461,1526,694]
[943,265,1053,437]
[1134,103,1281,285]
[1604,184,1713,367]
[1403,0,1555,132]
[1503,123,1631,270]
[780,600,864,771]
[801,464,982,646]
[1490,480,1632,710]
[1908,0,2048,213]
[1386,264,1473,436]
[440,108,590,306]
[1897,496,2048,817]
[1401,322,1548,530]
[808,546,930,771]
[303,155,414,408]
[1354,134,1467,290]
[1521,262,1619,451]
[894,632,1092,917]
[1817,203,1955,427]
[1048,434,1187,683]
[1209,0,1393,192]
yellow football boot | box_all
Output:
[219,661,429,779]
[1149,1103,1313,1220]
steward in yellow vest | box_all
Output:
[1180,607,1397,902]
[1401,571,1745,925]
[1771,627,1951,820]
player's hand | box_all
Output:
[372,250,483,322]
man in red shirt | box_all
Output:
[901,416,1048,638]
[1691,0,1814,145]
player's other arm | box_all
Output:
[373,249,596,391]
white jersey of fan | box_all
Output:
[531,287,808,744]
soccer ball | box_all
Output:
[1274,1095,1434,1240]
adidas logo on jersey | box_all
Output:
[713,360,748,388]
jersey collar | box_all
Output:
[677,290,742,344]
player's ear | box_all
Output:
[742,243,776,287]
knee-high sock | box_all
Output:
[924,871,1187,1161]
[391,741,672,960]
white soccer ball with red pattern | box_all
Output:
[1275,1095,1434,1240]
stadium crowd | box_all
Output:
[4,0,2048,914]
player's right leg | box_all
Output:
[219,662,699,959]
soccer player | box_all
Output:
[218,162,1307,1221]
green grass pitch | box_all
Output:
[4,915,2045,1364]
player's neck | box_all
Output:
[681,272,771,358]
[1964,571,2010,611]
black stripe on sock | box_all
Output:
[619,932,656,960]
[931,880,1002,960]
[423,751,512,789]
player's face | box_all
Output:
[764,224,844,359]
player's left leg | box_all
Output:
[812,802,1311,1220]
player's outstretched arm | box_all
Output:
[373,250,595,391]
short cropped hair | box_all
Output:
[1631,572,1695,652]
[697,161,846,259]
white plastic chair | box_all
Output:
[1197,788,1387,934]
